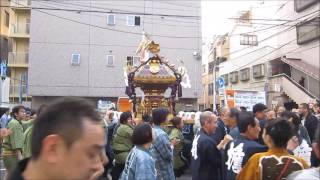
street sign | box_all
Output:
[217,77,225,88]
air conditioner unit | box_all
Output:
[253,64,265,78]
[230,71,239,83]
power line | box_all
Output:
[231,27,319,71]
[35,1,316,28]
[33,1,201,28]
[33,0,197,14]
[157,1,201,9]
[31,0,202,23]
[209,11,319,59]
[29,41,199,51]
[8,1,203,39]
[2,5,201,19]
[30,8,202,39]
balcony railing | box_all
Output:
[10,0,31,8]
[8,52,29,66]
[10,23,30,37]
[10,85,28,97]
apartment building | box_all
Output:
[201,0,319,109]
[29,1,202,110]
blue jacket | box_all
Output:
[191,129,222,180]
[120,146,156,180]
[151,125,175,180]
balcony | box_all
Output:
[8,52,29,67]
[10,23,30,38]
[10,0,31,10]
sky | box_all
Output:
[200,0,282,63]
[201,1,255,43]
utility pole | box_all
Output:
[213,48,217,111]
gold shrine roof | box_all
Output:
[133,59,177,84]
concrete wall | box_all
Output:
[29,1,202,103]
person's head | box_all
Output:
[266,110,276,121]
[11,105,26,121]
[239,106,247,112]
[276,106,286,117]
[31,98,105,180]
[142,114,152,124]
[226,108,240,128]
[280,111,300,135]
[220,107,230,125]
[25,107,31,120]
[200,111,217,135]
[132,123,153,149]
[4,108,10,115]
[312,103,320,114]
[312,124,320,160]
[170,117,184,129]
[152,108,169,125]
[30,109,37,120]
[252,103,268,120]
[119,111,133,125]
[263,119,293,149]
[299,103,310,116]
[238,112,261,140]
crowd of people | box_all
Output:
[0,98,319,180]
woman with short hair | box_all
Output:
[111,111,135,180]
[120,123,156,180]
[169,117,186,177]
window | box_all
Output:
[127,15,141,26]
[240,68,250,81]
[5,11,9,27]
[208,83,214,95]
[240,34,258,46]
[107,14,115,25]
[230,71,239,83]
[253,64,265,78]
[238,11,251,24]
[71,54,80,65]
[126,56,140,67]
[107,55,114,66]
[2,38,9,60]
[221,74,229,85]
[296,16,320,45]
[294,0,318,12]
[208,61,214,74]
[202,65,206,74]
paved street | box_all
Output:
[1,157,6,180]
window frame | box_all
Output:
[296,16,320,45]
[253,64,265,78]
[106,55,115,67]
[71,53,81,65]
[294,0,318,12]
[240,68,250,81]
[107,14,116,25]
[127,15,140,26]
[230,71,239,83]
[240,34,258,46]
[5,11,9,27]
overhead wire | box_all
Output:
[31,0,202,24]
[230,27,319,71]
